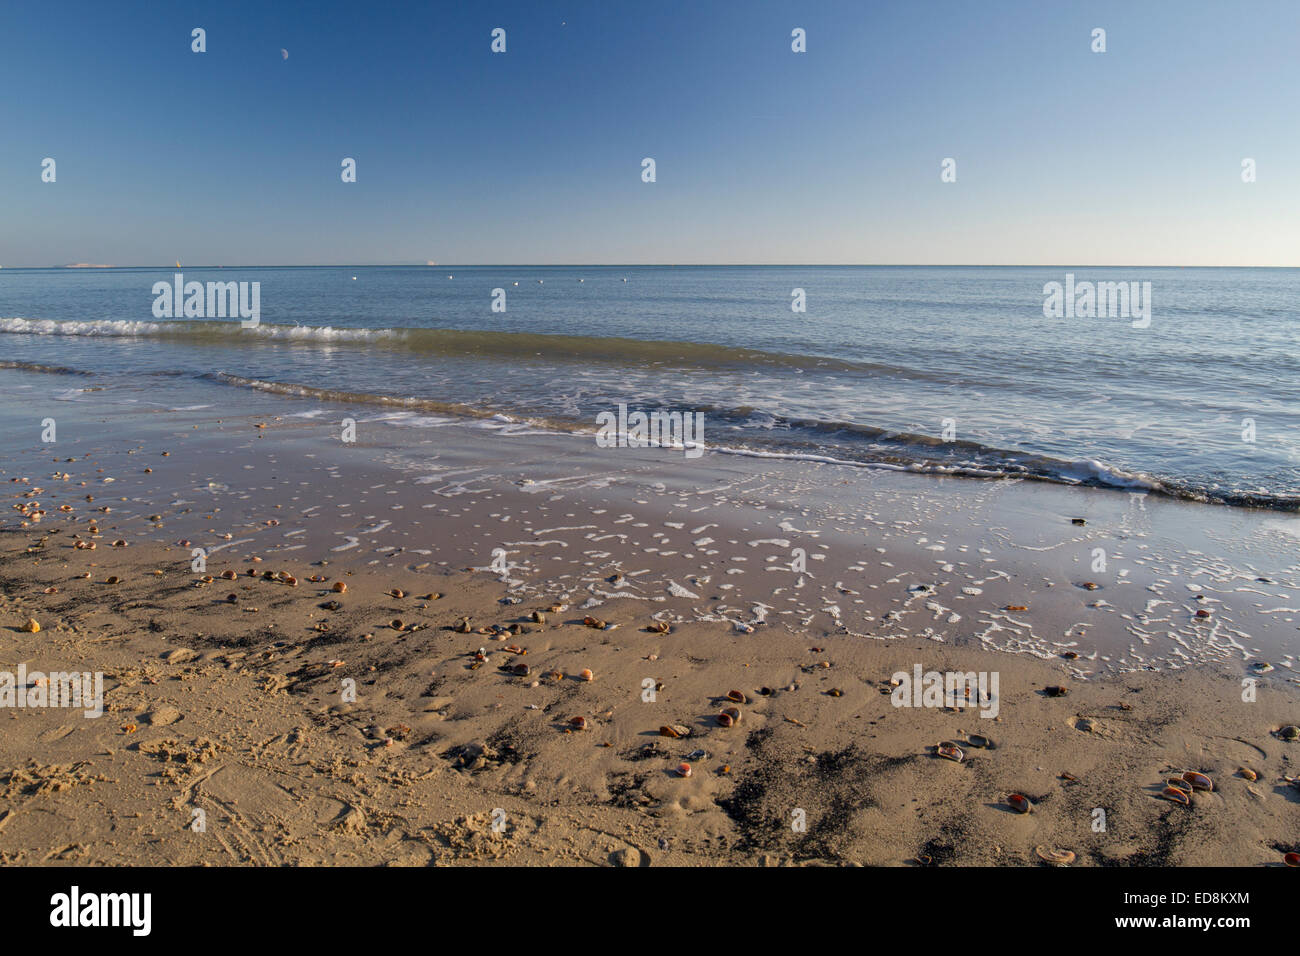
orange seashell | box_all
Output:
[1035,845,1076,866]
[388,588,405,599]
[1285,852,1300,867]
[726,690,747,704]
[1181,771,1213,792]
[716,712,735,728]
[936,743,964,762]
[579,668,594,682]
[677,762,692,778]
[1161,786,1191,806]
[569,716,588,730]
[332,581,347,593]
[1007,793,1032,813]
[221,570,237,580]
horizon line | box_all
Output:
[9,263,1299,270]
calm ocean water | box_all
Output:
[1,265,1297,509]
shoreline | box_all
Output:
[1,367,1298,865]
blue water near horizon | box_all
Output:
[1,265,1297,509]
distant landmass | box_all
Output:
[63,263,114,268]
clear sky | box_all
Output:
[2,0,1296,267]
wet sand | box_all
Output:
[2,369,1299,865]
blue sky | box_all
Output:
[1,0,1296,266]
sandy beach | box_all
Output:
[2,372,1298,867]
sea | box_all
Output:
[1,265,1296,510]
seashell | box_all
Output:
[1251,661,1274,673]
[721,706,742,723]
[548,670,563,682]
[1285,852,1300,867]
[660,725,691,739]
[726,690,747,704]
[105,576,119,585]
[308,575,326,583]
[455,617,473,633]
[1007,793,1032,813]
[511,663,529,677]
[1071,518,1086,526]
[1181,771,1213,792]
[43,586,58,594]
[1239,767,1258,781]
[1166,777,1192,793]
[1005,605,1028,611]
[569,716,588,730]
[112,539,126,548]
[388,588,405,599]
[716,712,735,728]
[1194,608,1210,618]
[226,593,238,604]
[676,762,692,778]
[582,616,607,629]
[331,581,347,593]
[504,644,525,655]
[1081,582,1099,590]
[20,618,40,633]
[1061,651,1079,660]
[283,575,297,587]
[220,570,237,580]
[1161,786,1190,806]
[1280,725,1300,741]
[936,743,964,762]
[1044,685,1068,697]
[646,621,671,634]
[827,688,844,697]
[1035,845,1075,866]
[390,619,405,631]
[967,733,994,749]
[530,610,546,624]
[579,668,594,682]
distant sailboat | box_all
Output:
[176,260,182,268]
